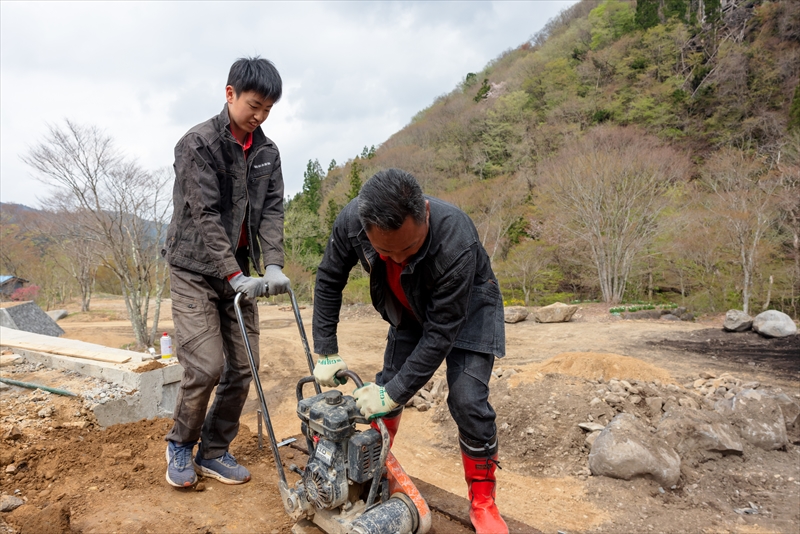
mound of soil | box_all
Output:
[508,352,675,385]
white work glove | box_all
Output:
[264,265,291,296]
[313,354,348,387]
[229,273,268,299]
[353,383,398,420]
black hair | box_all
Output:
[358,168,426,231]
[227,56,282,102]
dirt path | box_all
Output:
[2,300,799,533]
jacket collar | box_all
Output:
[217,104,270,148]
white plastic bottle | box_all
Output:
[160,332,173,359]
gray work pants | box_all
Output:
[165,263,259,460]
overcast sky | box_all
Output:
[0,1,576,208]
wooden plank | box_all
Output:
[2,339,131,363]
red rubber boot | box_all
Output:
[461,451,508,534]
[370,410,402,449]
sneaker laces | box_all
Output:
[218,451,238,467]
[172,443,194,469]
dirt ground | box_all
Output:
[1,297,799,534]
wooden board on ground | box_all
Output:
[0,327,131,364]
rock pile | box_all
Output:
[582,371,799,486]
[0,359,134,434]
[405,378,448,412]
[723,309,797,338]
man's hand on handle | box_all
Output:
[264,265,291,296]
[313,354,348,386]
[229,273,268,299]
[353,383,398,420]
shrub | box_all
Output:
[10,285,39,302]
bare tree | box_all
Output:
[446,175,528,262]
[32,194,102,312]
[701,147,780,315]
[540,126,688,303]
[498,240,554,305]
[776,133,800,316]
[23,120,172,348]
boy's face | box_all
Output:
[226,86,274,140]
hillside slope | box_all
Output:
[289,0,799,318]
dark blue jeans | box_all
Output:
[376,319,497,445]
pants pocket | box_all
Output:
[172,292,211,352]
[462,350,494,387]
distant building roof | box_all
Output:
[0,275,28,285]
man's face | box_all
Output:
[226,86,274,140]
[365,201,430,265]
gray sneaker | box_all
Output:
[193,451,251,484]
[165,441,197,488]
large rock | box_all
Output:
[533,302,578,323]
[588,413,681,487]
[0,495,24,512]
[723,310,752,332]
[770,392,800,428]
[751,310,797,338]
[503,306,529,324]
[715,389,788,450]
[0,301,64,337]
[46,309,68,321]
[655,408,743,456]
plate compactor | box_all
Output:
[234,292,432,534]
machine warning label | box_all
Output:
[316,441,334,466]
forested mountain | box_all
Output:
[3,0,798,320]
[287,0,800,318]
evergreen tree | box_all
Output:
[704,0,721,25]
[324,198,340,237]
[635,0,659,29]
[664,0,688,22]
[347,159,362,202]
[328,159,337,172]
[302,159,324,214]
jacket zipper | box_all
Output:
[232,141,264,276]
[243,146,265,275]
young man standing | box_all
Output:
[311,168,508,534]
[162,57,290,488]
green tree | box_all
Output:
[347,159,363,202]
[328,159,337,172]
[635,0,659,29]
[360,145,377,160]
[474,78,491,102]
[588,0,635,50]
[324,198,340,237]
[301,159,324,213]
[664,0,687,22]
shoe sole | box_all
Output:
[193,459,251,485]
[165,447,197,488]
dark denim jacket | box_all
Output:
[313,196,505,403]
[162,105,284,278]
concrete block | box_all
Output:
[1,328,183,426]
